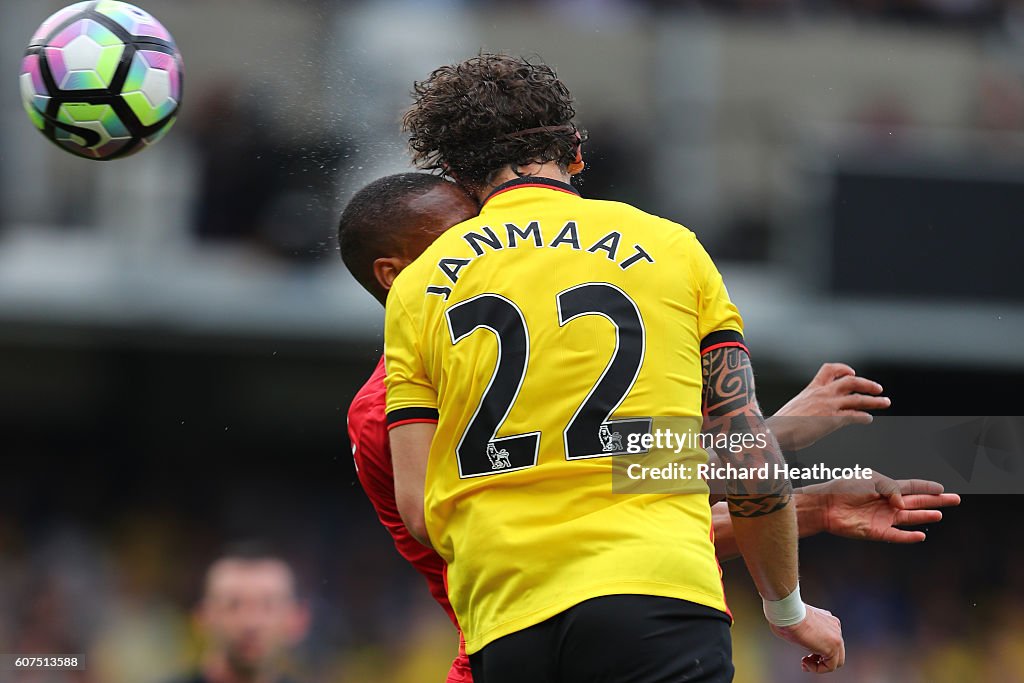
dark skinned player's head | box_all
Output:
[402,53,586,193]
[337,173,478,305]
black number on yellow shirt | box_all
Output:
[446,294,541,478]
[445,284,649,478]
[557,283,651,459]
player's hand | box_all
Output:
[770,604,845,673]
[771,363,890,451]
[817,475,961,543]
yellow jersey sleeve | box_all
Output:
[690,234,745,350]
[383,286,439,427]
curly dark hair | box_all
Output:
[403,54,586,188]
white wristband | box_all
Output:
[762,584,807,627]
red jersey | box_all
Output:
[347,355,473,683]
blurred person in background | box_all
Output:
[165,545,310,683]
[191,83,279,243]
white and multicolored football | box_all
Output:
[20,1,183,160]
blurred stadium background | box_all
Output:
[2,1,1023,681]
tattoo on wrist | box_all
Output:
[727,491,793,517]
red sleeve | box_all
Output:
[347,356,459,628]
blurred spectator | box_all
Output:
[164,544,310,683]
[191,83,280,243]
[190,81,349,262]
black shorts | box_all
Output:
[468,594,733,683]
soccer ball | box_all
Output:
[20,1,183,160]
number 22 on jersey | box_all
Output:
[446,282,652,478]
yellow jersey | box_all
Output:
[384,177,745,654]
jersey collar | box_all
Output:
[481,176,581,207]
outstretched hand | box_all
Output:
[771,363,891,451]
[813,475,961,543]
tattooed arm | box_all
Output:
[703,345,845,673]
[701,344,798,600]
